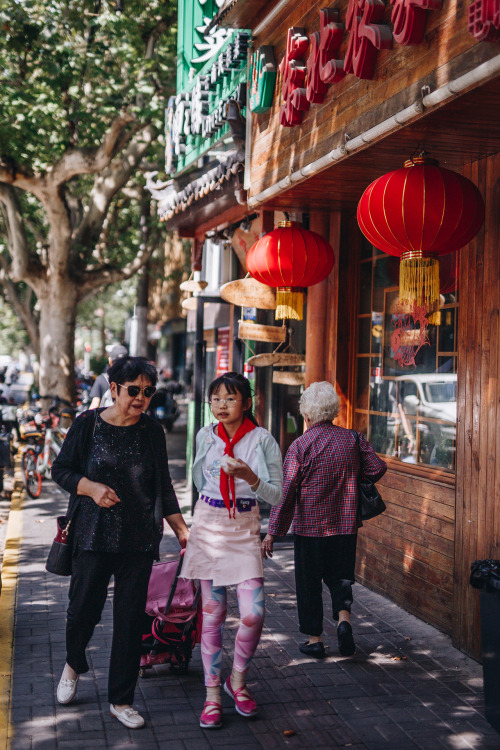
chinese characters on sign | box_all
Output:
[390,0,442,46]
[167,32,250,172]
[306,8,346,104]
[279,28,310,126]
[344,0,392,79]
[216,327,231,377]
[249,46,277,113]
[468,0,500,41]
[278,0,444,127]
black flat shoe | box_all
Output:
[299,641,326,659]
[337,621,356,656]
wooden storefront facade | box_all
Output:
[215,0,500,657]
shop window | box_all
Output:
[354,242,458,473]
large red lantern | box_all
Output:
[246,221,335,320]
[357,156,485,313]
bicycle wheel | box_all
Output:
[23,448,42,498]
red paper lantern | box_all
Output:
[246,221,335,320]
[357,157,484,312]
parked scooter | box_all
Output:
[0,391,16,494]
[146,381,181,432]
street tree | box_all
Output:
[0,0,176,400]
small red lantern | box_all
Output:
[246,221,335,320]
[357,156,484,313]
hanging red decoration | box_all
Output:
[246,221,335,320]
[357,156,485,315]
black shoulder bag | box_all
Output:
[352,430,386,521]
[46,412,97,576]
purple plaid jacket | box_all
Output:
[268,422,387,537]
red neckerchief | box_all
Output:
[218,417,256,518]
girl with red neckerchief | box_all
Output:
[181,372,283,729]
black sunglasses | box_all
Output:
[117,384,156,398]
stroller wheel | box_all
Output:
[138,667,149,678]
[170,652,190,673]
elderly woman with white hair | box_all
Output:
[261,381,386,658]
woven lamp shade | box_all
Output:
[246,221,335,320]
[357,157,484,313]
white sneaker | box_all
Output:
[110,704,145,729]
[57,674,79,704]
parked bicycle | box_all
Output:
[21,400,75,499]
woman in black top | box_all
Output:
[51,356,189,730]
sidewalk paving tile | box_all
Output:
[5,429,499,750]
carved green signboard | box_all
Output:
[249,46,277,114]
[167,0,250,175]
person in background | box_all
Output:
[88,344,128,409]
[261,381,386,659]
[181,372,283,730]
[52,356,189,729]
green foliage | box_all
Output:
[89,354,108,373]
[0,0,180,364]
[0,0,177,170]
[77,278,136,332]
[0,298,30,355]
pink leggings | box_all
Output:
[200,578,264,687]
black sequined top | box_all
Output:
[72,415,157,553]
[52,409,180,557]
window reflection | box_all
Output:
[354,245,458,472]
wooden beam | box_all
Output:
[305,212,330,386]
[195,203,248,240]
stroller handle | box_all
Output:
[162,552,186,616]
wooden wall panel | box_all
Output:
[249,0,498,199]
[454,154,500,658]
[356,470,455,635]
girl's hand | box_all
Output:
[89,482,120,508]
[261,534,275,559]
[224,458,258,487]
[177,528,190,549]
[165,513,190,548]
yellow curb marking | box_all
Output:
[0,489,25,750]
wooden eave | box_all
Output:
[211,0,271,30]
[160,180,246,239]
[252,73,500,214]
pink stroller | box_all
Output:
[139,553,201,677]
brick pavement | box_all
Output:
[5,428,500,750]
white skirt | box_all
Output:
[181,497,264,587]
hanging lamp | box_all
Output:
[357,156,484,315]
[246,221,335,320]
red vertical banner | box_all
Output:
[216,327,231,377]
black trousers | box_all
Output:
[66,549,153,705]
[294,534,357,637]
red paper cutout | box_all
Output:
[344,0,393,79]
[468,0,500,41]
[390,0,442,46]
[279,28,310,127]
[391,303,430,367]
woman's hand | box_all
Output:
[224,458,258,487]
[77,477,120,507]
[90,482,120,507]
[261,533,275,559]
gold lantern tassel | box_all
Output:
[399,251,440,317]
[275,287,304,320]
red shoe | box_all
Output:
[199,701,222,729]
[223,677,258,717]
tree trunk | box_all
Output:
[37,281,79,403]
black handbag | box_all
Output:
[45,412,97,576]
[45,515,74,576]
[352,431,386,521]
